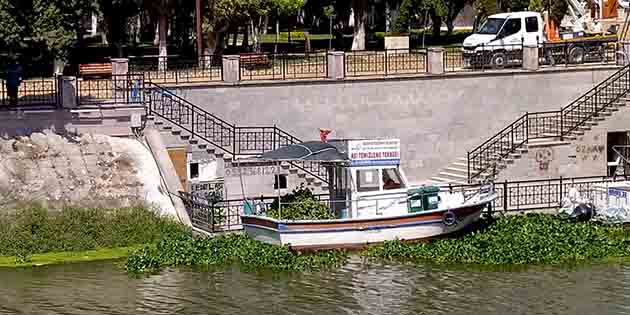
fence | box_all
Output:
[239,52,327,81]
[179,175,626,233]
[0,77,58,108]
[77,73,145,105]
[129,55,222,84]
[444,44,524,72]
[344,49,427,77]
[539,39,617,67]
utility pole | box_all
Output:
[196,0,203,60]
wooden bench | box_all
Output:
[240,53,272,70]
[79,63,113,77]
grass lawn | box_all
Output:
[0,245,145,268]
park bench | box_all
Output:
[79,63,112,78]
[240,53,272,70]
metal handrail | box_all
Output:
[145,82,329,183]
[468,64,630,182]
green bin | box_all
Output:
[407,186,440,213]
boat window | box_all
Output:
[382,168,405,190]
[274,174,287,189]
[356,169,379,192]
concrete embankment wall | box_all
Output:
[181,67,617,182]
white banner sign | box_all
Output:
[348,139,401,166]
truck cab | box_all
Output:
[463,12,543,68]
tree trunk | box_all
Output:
[351,0,368,51]
[446,19,454,36]
[275,15,280,54]
[154,22,159,46]
[262,16,269,35]
[243,26,249,51]
[431,13,442,38]
[158,15,168,71]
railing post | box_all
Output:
[559,108,563,140]
[111,58,129,104]
[191,108,195,138]
[503,180,508,212]
[59,76,78,109]
[273,125,277,150]
[467,151,471,183]
[559,176,563,208]
[327,51,345,80]
[222,55,241,83]
[232,126,237,156]
[385,50,389,75]
[525,112,529,141]
[522,45,538,71]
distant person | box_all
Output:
[6,62,23,106]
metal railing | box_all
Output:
[180,175,626,233]
[129,55,223,84]
[444,43,524,72]
[239,52,328,81]
[344,49,427,77]
[145,82,328,182]
[468,64,630,182]
[77,73,145,105]
[0,77,58,108]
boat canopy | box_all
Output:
[258,141,349,163]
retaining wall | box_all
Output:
[180,67,618,182]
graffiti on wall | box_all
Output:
[535,148,554,172]
[576,144,605,161]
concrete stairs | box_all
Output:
[146,114,328,194]
[430,96,630,185]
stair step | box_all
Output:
[430,176,467,185]
[197,144,207,149]
[439,172,468,179]
[189,139,199,145]
[444,167,468,174]
[452,161,469,168]
[526,140,571,148]
[154,120,164,125]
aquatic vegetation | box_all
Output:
[0,204,184,263]
[125,232,348,274]
[363,214,630,265]
[265,186,335,220]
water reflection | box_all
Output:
[1,259,630,315]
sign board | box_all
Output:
[189,180,224,200]
[225,165,282,177]
[348,139,401,167]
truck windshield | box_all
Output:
[476,18,505,34]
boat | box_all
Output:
[240,138,497,250]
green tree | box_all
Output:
[144,0,183,70]
[0,0,25,59]
[97,0,142,56]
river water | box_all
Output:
[2,258,630,315]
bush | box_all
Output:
[266,186,335,220]
[125,232,348,274]
[363,214,630,265]
[0,204,185,258]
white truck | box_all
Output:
[462,11,617,68]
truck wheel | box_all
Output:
[569,47,585,64]
[545,51,556,66]
[491,52,507,69]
